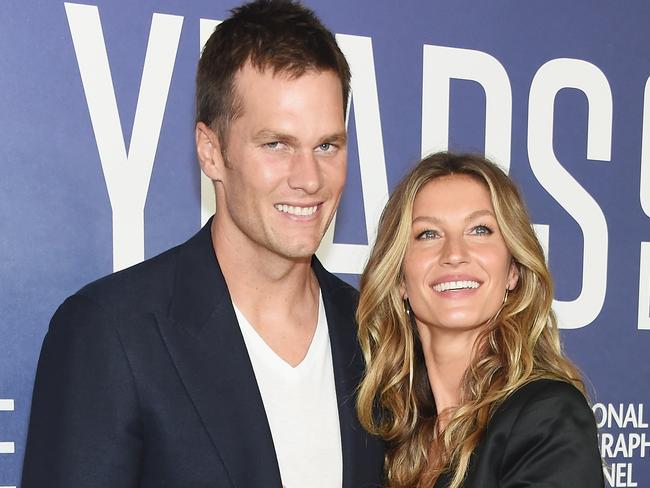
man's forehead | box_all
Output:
[234,59,337,86]
[229,61,345,121]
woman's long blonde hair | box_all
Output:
[356,152,586,488]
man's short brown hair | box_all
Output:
[196,0,351,143]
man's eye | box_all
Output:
[264,141,281,149]
[317,143,334,152]
[416,229,439,240]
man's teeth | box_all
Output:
[433,280,480,292]
[274,204,318,216]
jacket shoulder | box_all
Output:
[489,379,594,437]
[506,379,587,407]
[494,379,603,486]
[71,243,183,319]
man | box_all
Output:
[21,1,384,486]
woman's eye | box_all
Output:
[471,224,493,236]
[416,229,439,240]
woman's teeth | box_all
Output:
[433,280,480,292]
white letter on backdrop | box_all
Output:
[0,399,14,456]
[421,45,512,171]
[199,19,221,226]
[65,3,182,271]
[316,34,389,274]
[528,58,612,329]
[641,77,650,218]
[638,77,650,330]
[639,242,650,330]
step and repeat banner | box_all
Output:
[1,0,649,486]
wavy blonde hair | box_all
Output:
[356,152,586,488]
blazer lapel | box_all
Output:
[313,258,370,487]
[156,221,281,487]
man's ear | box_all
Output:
[195,122,225,182]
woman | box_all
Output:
[356,152,603,487]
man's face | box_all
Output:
[209,63,347,261]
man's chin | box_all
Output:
[275,240,321,261]
[283,247,319,261]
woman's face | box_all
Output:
[401,174,519,335]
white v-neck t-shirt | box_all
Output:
[233,293,343,487]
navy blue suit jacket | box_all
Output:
[22,221,385,487]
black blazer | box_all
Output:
[22,221,385,487]
[434,379,604,488]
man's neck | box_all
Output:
[211,218,320,367]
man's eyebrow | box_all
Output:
[318,132,347,145]
[411,209,495,225]
[252,130,348,146]
[253,130,299,145]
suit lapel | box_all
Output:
[154,223,378,487]
[313,259,369,487]
[156,221,281,487]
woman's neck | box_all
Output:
[417,326,481,428]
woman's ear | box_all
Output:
[195,122,226,182]
[507,260,520,291]
[399,280,407,300]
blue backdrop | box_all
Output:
[1,1,649,486]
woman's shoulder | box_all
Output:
[490,378,593,434]
[471,379,604,487]
[502,378,588,411]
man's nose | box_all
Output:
[288,150,323,194]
